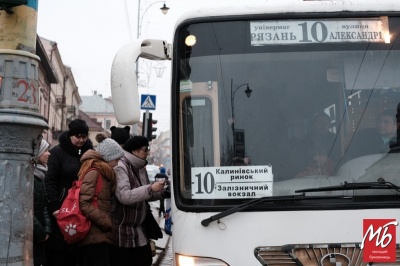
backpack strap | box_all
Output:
[80,167,103,207]
[90,169,103,208]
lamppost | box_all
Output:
[231,78,252,157]
[136,1,169,137]
[137,1,169,39]
[136,0,170,79]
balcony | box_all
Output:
[55,95,66,107]
[67,105,76,114]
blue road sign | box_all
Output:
[141,94,156,110]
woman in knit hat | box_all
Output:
[33,139,52,266]
[77,133,124,266]
[109,136,168,266]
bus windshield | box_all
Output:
[175,15,400,209]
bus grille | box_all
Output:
[254,243,400,266]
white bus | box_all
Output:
[111,1,400,265]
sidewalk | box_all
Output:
[149,201,172,266]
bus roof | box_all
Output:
[175,0,399,30]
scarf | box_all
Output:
[78,158,116,192]
[34,164,48,180]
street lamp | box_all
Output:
[137,1,170,39]
[136,0,170,80]
[231,78,252,157]
[153,62,166,78]
[160,3,170,14]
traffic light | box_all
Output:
[147,112,157,141]
[143,112,157,141]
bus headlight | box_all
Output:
[176,254,229,266]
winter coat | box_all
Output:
[112,151,163,248]
[33,164,52,266]
[45,130,93,251]
[78,150,115,246]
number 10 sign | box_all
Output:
[191,165,273,199]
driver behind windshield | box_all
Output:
[293,113,340,178]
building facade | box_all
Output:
[38,36,83,145]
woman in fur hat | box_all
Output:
[33,139,52,266]
[78,133,124,266]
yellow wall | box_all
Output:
[0,5,37,53]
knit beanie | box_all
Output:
[159,167,166,174]
[68,119,89,137]
[123,136,149,152]
[38,139,50,157]
[95,133,124,162]
[110,126,131,145]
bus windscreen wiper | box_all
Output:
[201,195,349,227]
[295,181,400,193]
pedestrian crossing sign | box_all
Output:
[141,94,156,110]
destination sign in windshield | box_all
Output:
[250,17,389,45]
[191,166,273,199]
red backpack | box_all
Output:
[57,169,103,244]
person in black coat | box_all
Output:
[33,139,52,266]
[44,119,93,266]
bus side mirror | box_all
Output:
[111,41,142,125]
[111,39,171,125]
[141,39,171,60]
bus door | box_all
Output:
[180,81,220,192]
